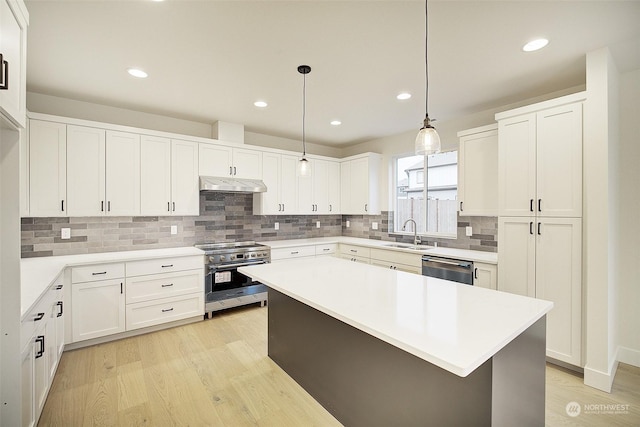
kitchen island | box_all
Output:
[239,257,553,427]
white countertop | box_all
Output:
[239,257,551,377]
[20,247,204,319]
[260,236,498,264]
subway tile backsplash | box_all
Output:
[21,193,496,258]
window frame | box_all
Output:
[391,151,458,239]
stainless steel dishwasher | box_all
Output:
[421,255,474,285]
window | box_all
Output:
[394,151,458,236]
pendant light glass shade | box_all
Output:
[297,65,312,177]
[415,0,441,156]
[415,115,441,155]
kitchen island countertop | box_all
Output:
[240,256,551,377]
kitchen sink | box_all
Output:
[382,244,433,251]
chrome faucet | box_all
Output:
[402,219,422,246]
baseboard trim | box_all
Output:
[617,346,640,368]
[583,347,620,393]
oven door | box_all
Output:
[205,260,267,294]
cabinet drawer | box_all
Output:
[315,244,337,256]
[21,294,53,351]
[370,249,422,268]
[126,256,203,277]
[126,293,204,331]
[339,244,371,258]
[71,263,125,283]
[271,246,316,260]
[126,270,203,304]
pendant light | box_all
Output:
[415,0,441,156]
[297,65,312,177]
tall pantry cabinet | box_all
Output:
[496,92,585,367]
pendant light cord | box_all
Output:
[424,0,429,119]
[302,71,307,156]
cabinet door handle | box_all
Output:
[365,204,368,212]
[161,283,174,288]
[168,202,171,212]
[474,268,478,280]
[162,308,174,313]
[460,201,463,212]
[34,312,45,322]
[537,222,542,235]
[108,201,111,212]
[538,199,542,212]
[530,199,534,212]
[282,203,285,211]
[61,200,65,212]
[161,264,174,268]
[92,271,107,275]
[56,301,63,317]
[172,202,176,212]
[35,336,45,359]
[329,204,332,212]
[233,166,237,175]
[120,282,123,294]
[529,221,534,235]
[229,166,233,175]
[101,201,104,212]
[0,54,8,90]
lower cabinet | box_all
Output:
[71,277,126,342]
[473,262,498,289]
[271,245,316,261]
[21,273,65,427]
[338,244,371,263]
[369,248,422,274]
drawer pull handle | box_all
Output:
[161,283,174,288]
[92,271,107,275]
[55,284,63,290]
[34,312,45,322]
[56,301,63,317]
[162,308,174,313]
[291,251,299,255]
[350,249,357,253]
[161,264,174,268]
[323,248,330,251]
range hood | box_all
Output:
[199,176,267,193]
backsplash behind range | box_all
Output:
[21,193,496,258]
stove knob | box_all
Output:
[220,255,225,261]
[251,253,256,258]
[230,255,235,260]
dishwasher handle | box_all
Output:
[422,256,472,268]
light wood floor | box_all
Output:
[39,306,640,426]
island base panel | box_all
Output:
[267,289,492,427]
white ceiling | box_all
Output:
[25,1,640,147]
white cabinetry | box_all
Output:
[497,100,583,218]
[253,152,298,215]
[199,143,263,179]
[271,245,317,261]
[496,93,585,367]
[21,273,65,427]
[171,139,199,215]
[71,263,126,342]
[140,136,199,216]
[370,248,422,274]
[0,0,28,128]
[338,244,371,264]
[340,153,381,215]
[457,124,498,216]
[28,120,66,217]
[473,262,497,290]
[105,130,140,215]
[299,159,341,214]
[66,125,105,216]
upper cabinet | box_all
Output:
[253,152,298,215]
[497,95,584,218]
[0,0,28,128]
[457,124,498,216]
[340,153,381,215]
[140,136,199,216]
[297,158,341,215]
[29,120,66,217]
[66,125,106,216]
[199,143,262,180]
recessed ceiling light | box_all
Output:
[127,68,148,78]
[254,101,268,108]
[330,120,342,126]
[522,38,549,52]
[397,92,412,100]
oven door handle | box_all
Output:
[210,260,267,270]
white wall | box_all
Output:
[244,131,343,158]
[617,68,640,366]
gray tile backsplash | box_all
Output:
[21,194,496,258]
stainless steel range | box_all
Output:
[195,241,271,316]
